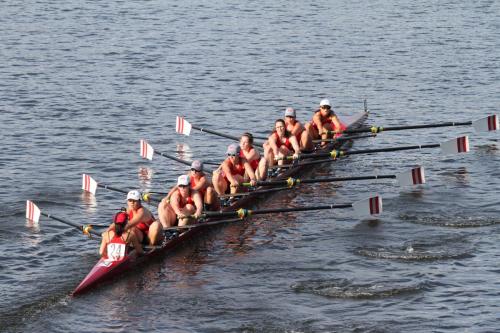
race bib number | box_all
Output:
[107,243,126,261]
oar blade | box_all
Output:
[140,139,154,160]
[472,115,499,132]
[176,116,192,136]
[396,166,426,186]
[82,174,98,195]
[440,136,470,154]
[352,195,383,217]
[26,200,41,223]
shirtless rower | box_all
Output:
[305,99,346,144]
[157,175,203,228]
[100,210,144,260]
[212,143,257,195]
[124,190,163,246]
[239,132,268,181]
[283,107,313,152]
[264,119,301,167]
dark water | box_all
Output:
[1,0,499,332]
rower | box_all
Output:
[264,119,301,167]
[157,175,203,228]
[305,99,346,144]
[99,210,144,260]
[212,143,257,195]
[239,132,268,180]
[283,107,313,152]
[189,160,220,211]
[125,190,163,246]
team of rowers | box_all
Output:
[100,99,346,259]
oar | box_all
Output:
[218,186,291,198]
[312,133,377,144]
[140,140,219,166]
[164,217,244,231]
[26,200,101,238]
[175,116,267,144]
[287,136,470,161]
[243,167,426,187]
[202,195,382,219]
[343,115,498,134]
[82,174,161,204]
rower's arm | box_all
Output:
[169,192,183,215]
[99,232,109,257]
[165,185,178,201]
[313,113,325,135]
[288,134,299,152]
[221,160,238,185]
[191,176,207,191]
[243,160,257,181]
[126,208,144,230]
[192,192,204,217]
[332,115,345,133]
[268,134,279,156]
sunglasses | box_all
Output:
[191,168,201,172]
[227,154,237,157]
[321,105,331,109]
[178,185,189,188]
[128,199,138,202]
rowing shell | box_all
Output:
[72,111,368,295]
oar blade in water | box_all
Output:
[396,166,426,186]
[440,136,469,154]
[26,200,41,224]
[82,174,98,195]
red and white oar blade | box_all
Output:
[352,195,383,217]
[440,136,469,154]
[396,166,426,186]
[140,139,154,160]
[82,174,98,195]
[176,116,192,136]
[26,200,41,223]
[472,115,498,132]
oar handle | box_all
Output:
[345,121,473,134]
[41,212,101,237]
[244,175,396,188]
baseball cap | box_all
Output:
[113,211,128,225]
[226,143,241,156]
[284,107,296,118]
[191,160,203,172]
[177,174,190,186]
[319,99,331,107]
[126,190,141,201]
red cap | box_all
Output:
[113,211,128,225]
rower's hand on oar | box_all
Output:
[230,179,240,188]
[292,152,299,160]
[249,178,257,187]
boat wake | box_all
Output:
[291,278,427,299]
[354,235,474,261]
[400,214,500,228]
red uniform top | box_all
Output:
[105,233,129,261]
[190,175,206,198]
[311,110,346,134]
[239,149,259,170]
[228,158,246,176]
[129,208,155,235]
[175,188,195,208]
[274,132,293,151]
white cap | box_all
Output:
[319,99,331,107]
[177,174,190,186]
[127,190,141,201]
[284,107,296,118]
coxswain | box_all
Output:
[125,190,163,245]
[283,107,313,152]
[305,99,346,144]
[99,210,144,260]
[212,143,258,195]
[264,119,301,167]
[239,132,268,180]
[157,175,204,228]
